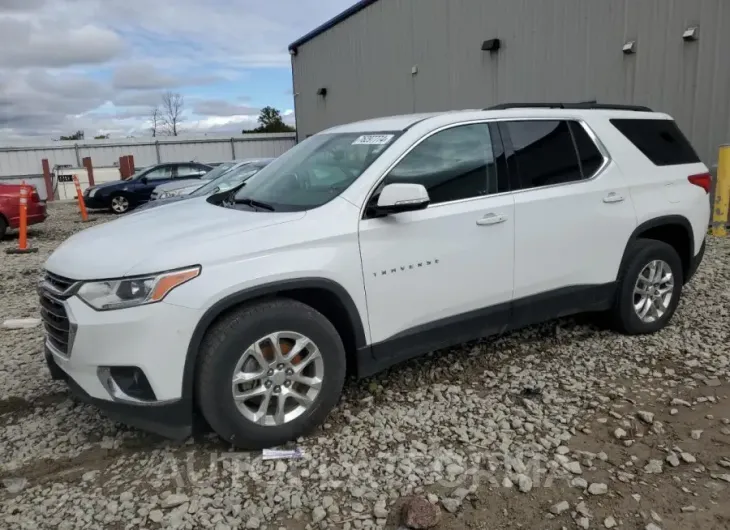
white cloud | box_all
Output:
[0,0,354,140]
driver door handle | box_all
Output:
[476,213,507,226]
[603,192,625,204]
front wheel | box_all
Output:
[196,299,346,449]
[110,194,130,214]
[611,239,683,335]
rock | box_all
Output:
[691,430,703,440]
[614,428,628,440]
[597,452,608,462]
[502,477,513,488]
[637,411,655,424]
[670,408,679,416]
[161,494,189,509]
[681,453,696,464]
[352,502,365,513]
[312,507,327,524]
[549,501,570,515]
[441,498,461,514]
[681,506,697,513]
[604,516,617,528]
[563,461,582,475]
[81,471,99,482]
[711,473,730,483]
[516,474,533,493]
[644,460,663,474]
[322,496,334,509]
[571,477,588,489]
[274,461,287,473]
[120,491,134,502]
[646,524,662,530]
[576,501,591,517]
[1,478,28,494]
[245,518,260,529]
[671,398,691,407]
[588,483,608,495]
[401,497,441,529]
[666,453,680,467]
[149,510,164,523]
[373,501,388,519]
[2,318,41,329]
[650,510,662,522]
[577,516,590,529]
[445,464,465,476]
[706,378,722,387]
[556,446,570,455]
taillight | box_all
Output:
[688,172,712,194]
[30,190,40,202]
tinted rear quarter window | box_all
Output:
[610,119,700,166]
[568,122,604,177]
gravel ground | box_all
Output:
[1,202,729,530]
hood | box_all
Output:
[45,198,305,279]
[135,195,189,212]
[88,179,129,191]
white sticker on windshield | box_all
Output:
[352,134,394,145]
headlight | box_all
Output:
[76,267,200,310]
[160,189,185,199]
[89,188,98,197]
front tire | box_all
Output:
[611,239,683,335]
[196,299,346,449]
[110,194,130,214]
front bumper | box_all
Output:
[45,346,192,440]
[41,295,201,439]
[82,193,109,209]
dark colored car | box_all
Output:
[83,162,213,214]
[0,183,47,239]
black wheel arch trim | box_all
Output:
[620,215,695,278]
[181,277,367,401]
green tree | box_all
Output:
[243,106,295,133]
[59,130,85,140]
[94,134,110,140]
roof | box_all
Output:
[319,107,669,135]
[289,0,380,52]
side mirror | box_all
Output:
[140,176,148,184]
[375,183,430,215]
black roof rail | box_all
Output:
[485,102,654,112]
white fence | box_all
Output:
[0,134,297,199]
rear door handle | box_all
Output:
[603,192,625,204]
[476,213,507,226]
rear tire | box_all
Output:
[196,299,346,449]
[0,216,7,240]
[611,239,683,335]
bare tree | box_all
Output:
[161,91,184,136]
[150,105,160,137]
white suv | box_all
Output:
[40,103,711,449]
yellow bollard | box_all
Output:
[712,145,730,237]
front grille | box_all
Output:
[39,271,77,356]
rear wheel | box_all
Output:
[0,216,7,240]
[110,195,130,214]
[196,299,346,449]
[611,239,683,334]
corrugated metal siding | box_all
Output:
[0,134,296,179]
[292,0,730,165]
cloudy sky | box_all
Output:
[0,0,356,142]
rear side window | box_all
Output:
[568,122,604,177]
[610,119,700,166]
[501,120,583,189]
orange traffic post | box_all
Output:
[5,182,38,255]
[73,175,92,223]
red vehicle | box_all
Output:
[0,184,47,239]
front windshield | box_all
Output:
[127,166,151,180]
[191,162,269,197]
[232,132,399,211]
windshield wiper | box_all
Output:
[234,197,276,211]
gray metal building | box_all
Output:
[289,0,730,167]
